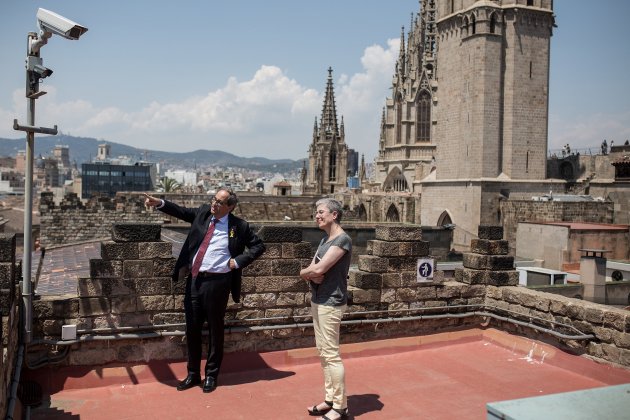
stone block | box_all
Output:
[282,242,313,259]
[171,278,186,295]
[458,268,517,286]
[470,239,509,255]
[400,241,430,257]
[416,287,437,300]
[153,258,176,277]
[462,254,514,270]
[478,225,503,240]
[603,311,626,332]
[260,243,281,259]
[111,296,137,314]
[387,257,420,272]
[241,293,277,308]
[375,225,423,242]
[243,259,272,276]
[0,290,11,316]
[79,297,110,316]
[348,270,382,289]
[33,298,79,319]
[0,263,14,289]
[100,241,139,261]
[368,240,399,256]
[135,277,171,296]
[257,225,302,243]
[382,273,402,288]
[349,288,381,303]
[276,293,305,307]
[271,259,301,276]
[254,276,285,292]
[138,242,173,259]
[90,260,123,278]
[357,256,388,273]
[369,240,430,257]
[397,288,417,302]
[77,278,103,297]
[138,295,175,311]
[381,288,396,303]
[103,278,136,296]
[111,223,161,242]
[0,234,16,263]
[123,260,154,278]
[484,271,519,286]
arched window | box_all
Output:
[490,13,497,34]
[328,150,337,181]
[357,203,367,222]
[396,93,403,144]
[416,90,431,142]
[386,204,400,222]
[462,16,469,37]
[383,167,409,192]
[437,211,453,227]
[471,15,476,35]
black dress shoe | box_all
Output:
[176,373,201,391]
[203,376,217,393]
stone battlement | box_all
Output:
[17,224,630,371]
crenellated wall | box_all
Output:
[19,224,630,371]
[39,192,162,247]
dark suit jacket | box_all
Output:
[158,200,265,303]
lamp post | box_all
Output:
[13,8,87,343]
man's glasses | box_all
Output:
[211,197,226,206]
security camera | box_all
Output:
[37,8,88,40]
[27,56,53,79]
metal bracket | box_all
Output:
[13,119,58,135]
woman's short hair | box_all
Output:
[316,198,343,223]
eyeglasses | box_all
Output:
[211,196,226,206]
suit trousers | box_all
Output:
[311,302,347,410]
[184,272,232,379]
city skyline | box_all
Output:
[1,0,629,161]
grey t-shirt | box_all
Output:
[310,232,352,306]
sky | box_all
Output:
[1,0,629,161]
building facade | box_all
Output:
[368,0,557,248]
[81,162,155,198]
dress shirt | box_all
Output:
[192,213,231,273]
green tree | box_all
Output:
[156,177,181,193]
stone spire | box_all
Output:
[319,67,339,139]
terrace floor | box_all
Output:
[23,328,630,420]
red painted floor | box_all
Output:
[25,329,630,420]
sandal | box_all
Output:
[308,401,333,416]
[322,407,349,420]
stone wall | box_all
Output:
[1,234,20,419]
[500,199,614,252]
[24,224,630,370]
[39,192,163,247]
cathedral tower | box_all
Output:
[375,0,554,190]
[303,67,349,195]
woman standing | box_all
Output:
[300,198,352,420]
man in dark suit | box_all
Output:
[144,188,265,393]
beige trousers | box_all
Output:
[311,302,347,410]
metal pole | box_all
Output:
[22,33,37,344]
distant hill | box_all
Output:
[0,134,303,173]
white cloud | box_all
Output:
[549,110,630,152]
[0,40,401,160]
